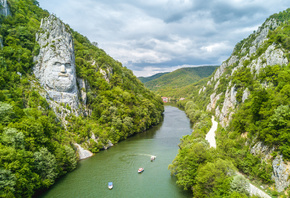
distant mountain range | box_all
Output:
[138,72,169,83]
[138,66,218,98]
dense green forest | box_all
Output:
[0,0,163,197]
[141,66,217,98]
[169,8,290,198]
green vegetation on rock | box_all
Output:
[0,0,163,197]
[169,8,290,197]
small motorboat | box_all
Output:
[138,168,144,173]
[108,182,113,189]
[150,156,156,161]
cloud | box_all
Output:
[37,0,289,76]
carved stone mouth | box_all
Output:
[58,73,69,77]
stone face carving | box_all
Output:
[34,15,79,110]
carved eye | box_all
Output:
[65,63,71,67]
[54,62,61,66]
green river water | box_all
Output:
[39,106,192,198]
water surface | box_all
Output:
[40,106,192,198]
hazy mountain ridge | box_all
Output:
[141,66,218,97]
[138,72,169,83]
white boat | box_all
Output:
[150,156,156,161]
[138,168,144,173]
[108,182,113,189]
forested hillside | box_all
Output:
[0,0,163,197]
[169,8,290,197]
[141,66,217,98]
[138,72,169,83]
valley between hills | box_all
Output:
[1,0,290,197]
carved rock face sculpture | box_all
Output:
[34,15,79,109]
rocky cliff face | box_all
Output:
[207,18,288,127]
[204,15,290,192]
[272,155,290,192]
[33,15,80,115]
[0,0,11,16]
[0,0,11,48]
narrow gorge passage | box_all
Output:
[39,106,192,198]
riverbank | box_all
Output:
[39,106,192,198]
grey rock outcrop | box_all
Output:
[253,19,278,47]
[242,18,279,56]
[250,44,288,74]
[250,141,275,161]
[199,86,206,94]
[0,0,11,16]
[74,143,93,160]
[0,0,11,48]
[33,15,79,111]
[214,80,220,90]
[218,84,237,127]
[214,55,238,81]
[214,62,227,81]
[100,67,113,83]
[242,88,250,102]
[272,155,290,192]
[207,92,222,111]
[77,78,87,105]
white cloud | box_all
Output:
[37,0,289,76]
[201,42,231,53]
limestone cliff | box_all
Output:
[0,0,11,17]
[33,15,80,115]
[207,17,288,127]
[202,11,290,192]
[32,15,128,154]
[0,0,11,48]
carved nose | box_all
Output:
[60,65,66,73]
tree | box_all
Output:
[230,175,250,196]
[193,159,235,197]
[0,168,16,197]
[0,102,14,125]
[33,147,57,187]
[1,128,25,149]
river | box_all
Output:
[39,106,192,198]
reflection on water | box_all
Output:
[39,106,192,198]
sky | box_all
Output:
[37,0,289,77]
